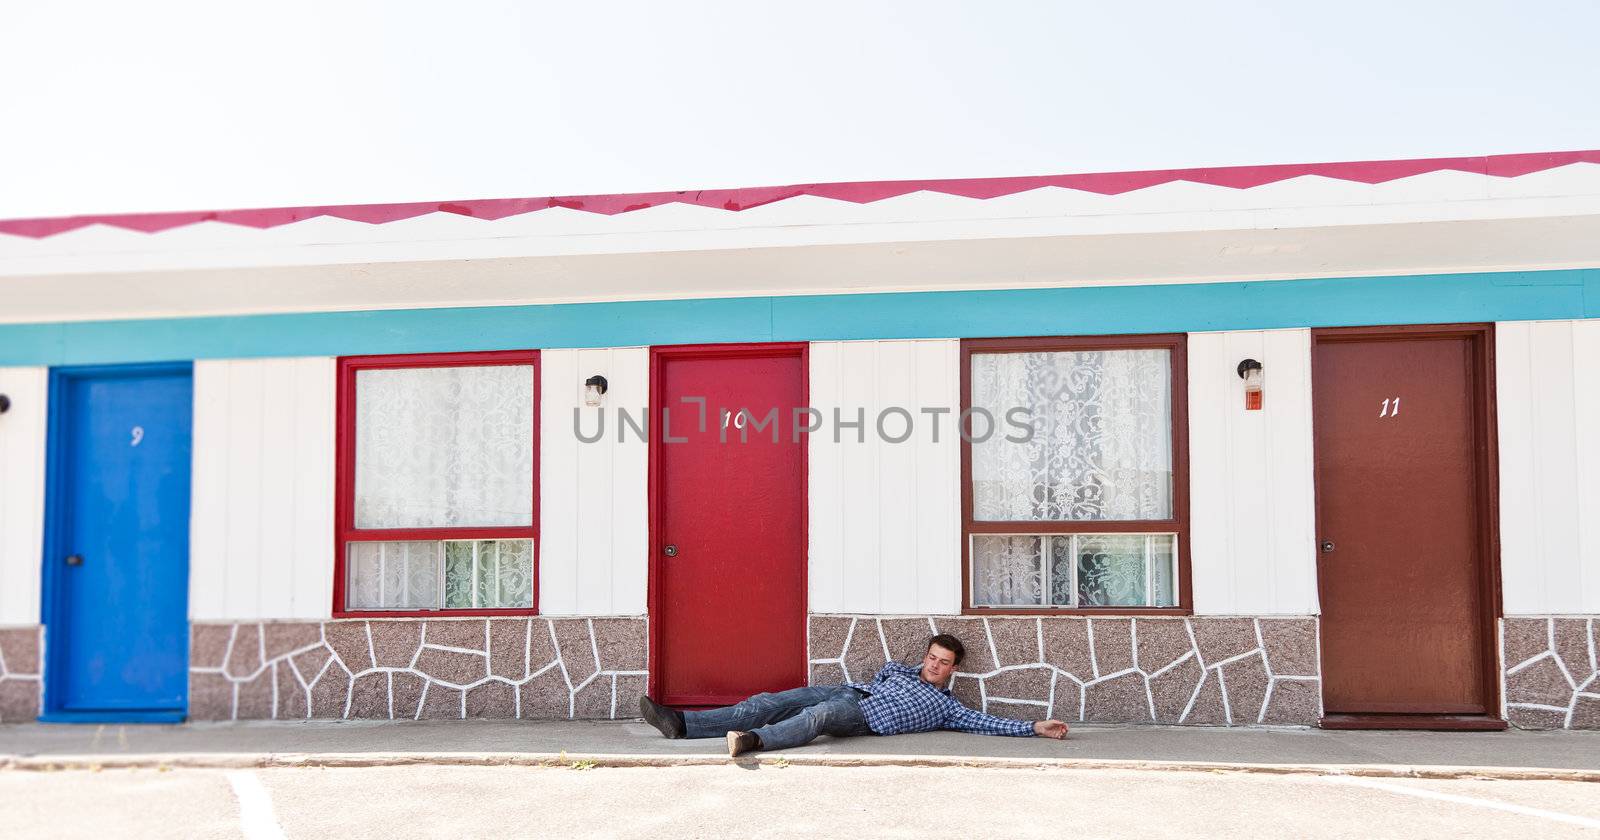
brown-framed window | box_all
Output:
[960,335,1190,615]
[333,350,539,617]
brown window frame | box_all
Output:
[959,334,1192,616]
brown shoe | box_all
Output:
[726,730,761,757]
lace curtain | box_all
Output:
[354,365,534,528]
[347,539,534,610]
[972,534,1176,608]
[970,350,1172,522]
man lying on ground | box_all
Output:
[639,633,1069,757]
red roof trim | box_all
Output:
[3,149,1596,240]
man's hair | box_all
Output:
[926,633,965,665]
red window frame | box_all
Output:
[959,334,1192,616]
[333,350,540,618]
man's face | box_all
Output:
[920,644,958,687]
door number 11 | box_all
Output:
[1378,397,1401,418]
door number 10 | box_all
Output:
[1378,397,1401,418]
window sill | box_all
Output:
[961,606,1193,617]
[331,608,540,620]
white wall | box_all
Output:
[538,348,648,615]
[1498,320,1600,615]
[1187,330,1319,615]
[190,358,335,621]
[809,340,962,615]
[0,368,47,625]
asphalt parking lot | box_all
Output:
[5,763,1600,839]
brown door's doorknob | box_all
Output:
[1319,540,1335,553]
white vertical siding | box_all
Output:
[1187,330,1319,615]
[809,340,961,615]
[190,358,335,620]
[537,347,648,615]
[0,368,47,625]
[1497,320,1600,614]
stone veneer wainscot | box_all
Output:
[1502,617,1600,730]
[0,626,42,722]
[189,617,647,721]
[809,615,1324,726]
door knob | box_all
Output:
[65,554,84,566]
[1319,540,1335,553]
[663,545,678,557]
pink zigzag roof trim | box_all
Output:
[2,149,1597,240]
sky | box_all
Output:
[1,0,1597,219]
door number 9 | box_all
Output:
[130,426,145,446]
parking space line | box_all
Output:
[1327,776,1600,830]
[225,770,288,840]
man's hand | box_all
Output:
[1033,720,1068,739]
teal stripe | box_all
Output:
[2,269,1595,366]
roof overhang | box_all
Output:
[3,151,1598,324]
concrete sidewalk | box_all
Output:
[4,720,1599,781]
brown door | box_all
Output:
[1312,326,1498,721]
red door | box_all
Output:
[651,344,808,706]
[1312,326,1500,726]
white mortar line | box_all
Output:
[269,662,278,720]
[1185,619,1204,668]
[838,619,857,682]
[1143,672,1157,721]
[548,621,572,691]
[983,618,1000,671]
[387,672,394,720]
[221,625,238,675]
[225,771,288,840]
[1508,702,1572,712]
[1254,619,1272,678]
[1325,776,1600,831]
[1086,620,1099,679]
[610,674,618,720]
[1258,678,1277,724]
[587,619,602,674]
[1589,617,1597,676]
[256,623,266,669]
[530,660,560,679]
[1130,621,1140,671]
[1034,619,1044,663]
[1179,668,1206,723]
[1045,668,1057,720]
[1147,651,1194,680]
[513,681,522,720]
[421,644,491,657]
[1506,651,1553,676]
[876,620,891,662]
[523,619,532,680]
[414,681,429,720]
[978,674,988,713]
[1210,649,1263,669]
[1081,667,1140,686]
[230,682,239,722]
[1551,649,1578,690]
[987,697,1049,707]
[1217,667,1233,725]
[409,624,427,670]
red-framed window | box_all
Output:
[333,350,539,617]
[960,334,1191,615]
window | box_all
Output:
[335,351,538,615]
[961,336,1188,613]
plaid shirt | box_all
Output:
[847,661,1035,737]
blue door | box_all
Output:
[43,363,192,722]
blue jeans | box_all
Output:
[683,685,875,751]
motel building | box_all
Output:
[1,150,1599,733]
